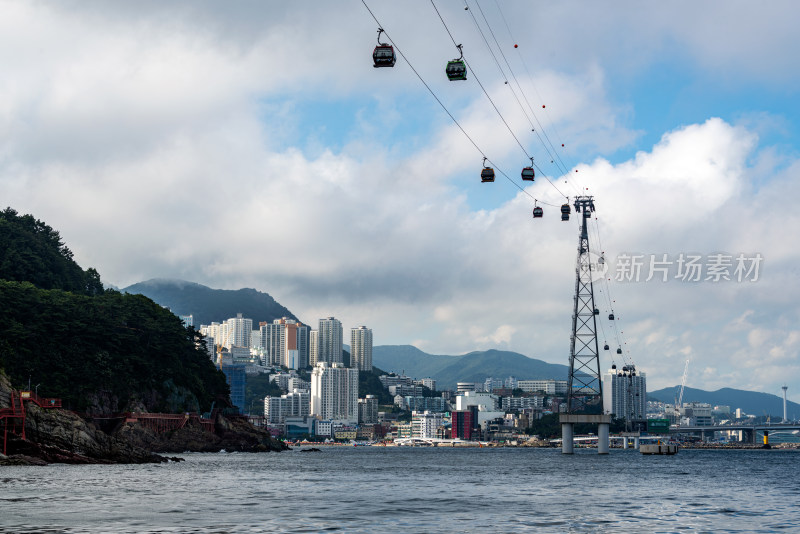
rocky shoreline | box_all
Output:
[1,374,287,466]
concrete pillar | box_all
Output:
[598,423,609,454]
[634,436,640,450]
[623,437,628,449]
[561,423,574,454]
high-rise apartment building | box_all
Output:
[350,326,373,371]
[358,395,378,425]
[317,317,343,365]
[309,330,319,366]
[310,362,358,423]
[602,366,647,420]
[260,318,309,369]
[225,313,253,349]
[412,411,444,439]
[264,389,310,425]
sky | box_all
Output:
[2,0,799,400]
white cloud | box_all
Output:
[1,1,799,400]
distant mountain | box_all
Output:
[373,345,569,389]
[649,386,800,419]
[122,279,299,327]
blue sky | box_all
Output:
[1,0,799,399]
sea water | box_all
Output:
[2,447,799,533]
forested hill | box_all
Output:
[0,207,229,413]
[0,207,103,295]
[122,279,299,327]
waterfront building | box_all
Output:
[451,407,478,440]
[679,402,713,426]
[412,411,444,439]
[517,379,568,395]
[310,362,359,423]
[358,395,378,425]
[601,367,647,420]
[455,391,505,427]
[350,326,373,371]
[264,389,311,425]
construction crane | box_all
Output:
[673,358,690,425]
[678,358,690,407]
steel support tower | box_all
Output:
[566,196,602,413]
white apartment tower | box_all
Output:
[350,326,373,371]
[225,313,253,350]
[309,330,319,366]
[310,362,359,423]
[602,366,647,421]
[316,317,343,365]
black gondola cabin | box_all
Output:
[446,60,467,81]
[373,44,396,67]
[521,167,535,181]
[533,206,543,218]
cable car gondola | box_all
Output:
[594,308,600,315]
[604,344,609,350]
[446,44,467,81]
[616,347,622,354]
[609,313,615,320]
[373,28,396,68]
[532,205,543,218]
[561,203,571,221]
[521,157,535,181]
[480,157,494,183]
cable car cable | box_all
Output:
[491,0,586,193]
[470,0,573,182]
[431,0,569,201]
[361,0,560,208]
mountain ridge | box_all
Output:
[373,345,569,389]
[649,385,799,419]
[122,278,299,327]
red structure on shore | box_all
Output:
[1,390,62,455]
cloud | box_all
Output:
[1,1,799,399]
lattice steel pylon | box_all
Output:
[566,196,603,413]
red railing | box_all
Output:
[19,391,62,408]
[124,412,216,435]
[1,391,26,454]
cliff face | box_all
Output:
[1,372,286,466]
[115,414,288,453]
[1,373,166,465]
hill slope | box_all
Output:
[649,386,800,418]
[122,279,299,327]
[0,208,229,413]
[0,207,103,295]
[373,345,568,389]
